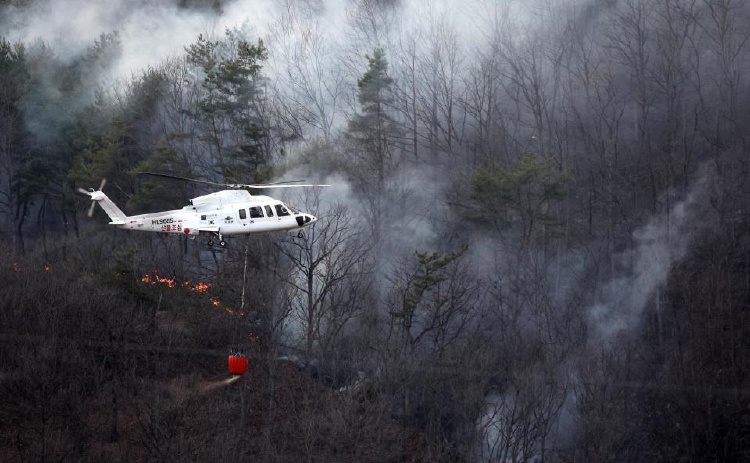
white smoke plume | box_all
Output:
[588,168,713,340]
[1,0,581,79]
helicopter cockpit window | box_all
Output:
[239,209,247,220]
[249,206,264,218]
[275,204,291,217]
[288,205,301,214]
[265,205,274,217]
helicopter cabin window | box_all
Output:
[239,209,247,220]
[275,204,291,217]
[265,205,274,217]
[249,206,264,218]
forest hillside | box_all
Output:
[1,0,750,461]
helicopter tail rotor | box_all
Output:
[77,178,107,217]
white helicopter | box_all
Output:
[78,173,330,247]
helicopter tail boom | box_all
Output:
[93,191,127,224]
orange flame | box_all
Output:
[192,282,210,293]
[141,273,211,292]
[141,273,244,316]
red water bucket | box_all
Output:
[228,354,249,375]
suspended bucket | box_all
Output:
[228,352,249,376]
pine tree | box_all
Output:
[345,48,402,241]
[347,48,398,191]
[185,30,269,183]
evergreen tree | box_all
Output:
[347,48,399,191]
[185,30,270,183]
[69,68,169,214]
[0,38,30,252]
[469,153,567,248]
[345,48,402,241]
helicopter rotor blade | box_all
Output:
[98,178,107,191]
[138,171,227,188]
[77,187,91,196]
[87,201,96,217]
[138,172,330,189]
[241,183,332,189]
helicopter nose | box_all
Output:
[296,214,317,227]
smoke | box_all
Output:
[1,0,588,156]
[6,1,197,66]
[2,0,352,81]
[587,166,714,340]
[1,0,577,80]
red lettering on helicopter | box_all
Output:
[160,224,182,232]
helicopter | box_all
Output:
[77,173,330,247]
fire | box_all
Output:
[141,273,211,293]
[141,272,242,316]
[210,297,240,316]
[141,273,178,288]
[192,282,210,293]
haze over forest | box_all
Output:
[1,0,750,461]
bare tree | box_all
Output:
[392,11,465,162]
[278,191,373,358]
[698,0,750,150]
[269,2,348,142]
[462,2,513,166]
